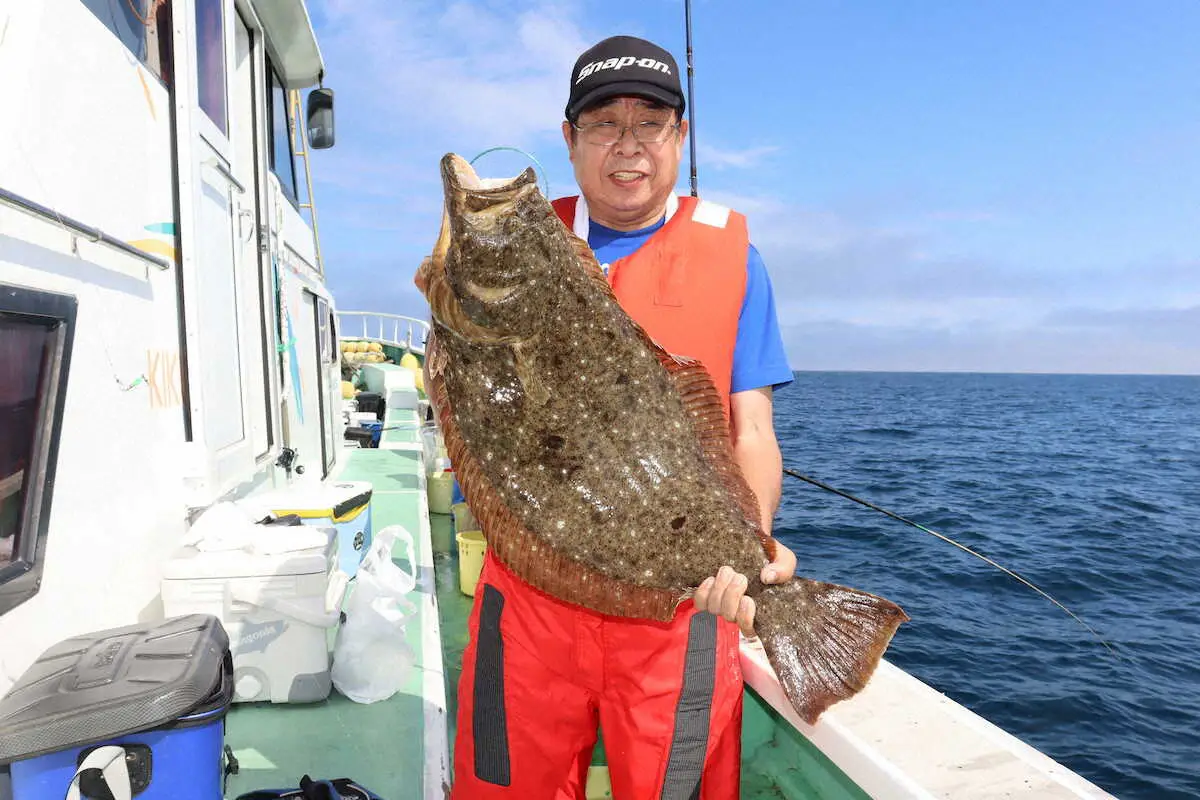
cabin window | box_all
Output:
[0,286,76,616]
[195,0,228,134]
[80,0,174,86]
[269,67,300,204]
[328,310,339,371]
[317,299,335,366]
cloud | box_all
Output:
[783,315,1200,374]
[312,0,588,148]
[308,0,593,319]
[1043,305,1200,346]
[717,190,1200,309]
[695,143,779,170]
[700,187,1199,373]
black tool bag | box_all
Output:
[236,775,385,800]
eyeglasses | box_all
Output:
[572,120,681,146]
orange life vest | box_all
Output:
[551,194,748,419]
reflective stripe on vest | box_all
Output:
[551,195,748,419]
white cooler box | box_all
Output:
[160,529,346,704]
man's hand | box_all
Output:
[760,539,797,586]
[693,540,797,638]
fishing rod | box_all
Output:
[683,0,698,197]
[782,467,1127,661]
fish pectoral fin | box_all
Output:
[512,339,549,406]
[568,229,609,282]
[415,255,433,294]
[426,327,449,380]
[754,579,908,724]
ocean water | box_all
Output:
[771,372,1200,800]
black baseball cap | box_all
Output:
[566,35,685,122]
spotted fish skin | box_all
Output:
[417,154,908,723]
[431,272,765,595]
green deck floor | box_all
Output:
[432,520,470,757]
[223,441,442,799]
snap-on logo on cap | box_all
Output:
[576,57,672,84]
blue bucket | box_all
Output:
[0,616,232,800]
[10,698,229,799]
[362,420,383,447]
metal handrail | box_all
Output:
[205,158,246,194]
[337,311,430,353]
[0,185,172,271]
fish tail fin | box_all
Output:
[754,579,908,724]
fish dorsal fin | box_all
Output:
[655,352,777,559]
[567,237,777,560]
[567,228,611,285]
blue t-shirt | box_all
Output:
[589,218,793,394]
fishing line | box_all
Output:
[782,467,1130,662]
[469,147,551,199]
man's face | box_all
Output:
[561,97,687,230]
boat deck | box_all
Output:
[224,407,454,799]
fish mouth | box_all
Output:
[442,153,539,218]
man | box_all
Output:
[452,35,796,799]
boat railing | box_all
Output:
[337,311,430,354]
[0,185,171,271]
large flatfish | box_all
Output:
[415,154,908,723]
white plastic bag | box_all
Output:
[331,525,419,703]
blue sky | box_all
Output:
[306,0,1199,374]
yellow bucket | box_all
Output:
[586,766,612,799]
[427,470,455,515]
[456,530,486,596]
[451,501,477,532]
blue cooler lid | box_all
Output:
[0,614,230,765]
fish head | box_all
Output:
[417,154,566,342]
